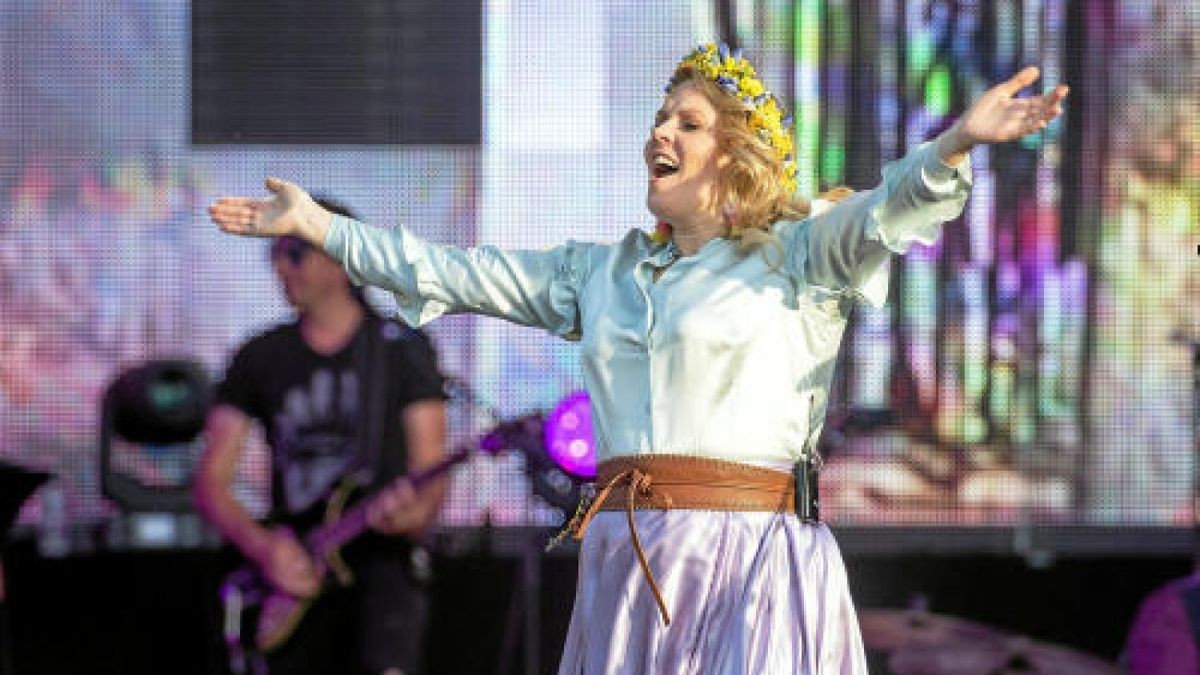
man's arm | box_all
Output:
[367,399,448,536]
[402,399,449,534]
[193,404,318,596]
[193,405,267,556]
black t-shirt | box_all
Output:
[216,316,444,532]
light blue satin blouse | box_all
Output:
[324,142,971,467]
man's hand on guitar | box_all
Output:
[253,528,320,598]
[367,480,426,535]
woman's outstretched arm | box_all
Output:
[786,66,1068,307]
[210,178,592,337]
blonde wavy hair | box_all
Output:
[668,66,852,253]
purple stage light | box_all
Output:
[543,390,596,480]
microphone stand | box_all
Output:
[0,461,51,675]
[1191,342,1199,570]
[446,378,541,675]
[1167,333,1200,569]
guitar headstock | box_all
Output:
[473,392,596,482]
[478,413,545,455]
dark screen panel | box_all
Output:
[191,0,480,144]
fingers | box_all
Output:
[366,499,387,528]
[280,540,318,596]
[1030,84,1069,127]
[208,198,255,219]
[1004,76,1068,140]
[1003,68,1068,115]
[286,574,319,598]
[265,176,289,194]
[262,530,320,597]
[208,199,255,227]
[997,66,1041,97]
[282,555,319,596]
[1044,83,1069,111]
[367,481,420,534]
[367,508,414,534]
[208,200,261,236]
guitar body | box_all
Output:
[219,447,472,655]
[1125,571,1200,674]
[256,589,315,652]
[221,522,341,653]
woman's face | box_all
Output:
[644,81,730,226]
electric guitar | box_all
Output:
[220,445,472,653]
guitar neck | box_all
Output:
[307,447,469,556]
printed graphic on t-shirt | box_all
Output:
[271,367,362,513]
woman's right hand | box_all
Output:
[252,527,321,598]
[208,177,334,246]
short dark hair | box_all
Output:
[312,195,359,221]
[308,195,374,313]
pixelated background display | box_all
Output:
[0,1,1195,536]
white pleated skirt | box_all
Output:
[556,510,868,674]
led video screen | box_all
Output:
[0,0,1194,537]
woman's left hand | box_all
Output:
[938,66,1069,160]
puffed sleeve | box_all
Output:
[323,215,591,340]
[781,141,972,307]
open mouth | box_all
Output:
[651,156,679,178]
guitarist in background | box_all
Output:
[193,197,448,675]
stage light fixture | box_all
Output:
[475,390,597,514]
[542,390,596,481]
[99,359,212,513]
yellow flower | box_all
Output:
[739,78,765,98]
[670,44,797,181]
[773,132,793,155]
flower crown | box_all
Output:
[670,43,799,195]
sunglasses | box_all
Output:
[269,237,313,266]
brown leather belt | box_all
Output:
[554,455,797,627]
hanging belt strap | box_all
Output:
[557,455,800,627]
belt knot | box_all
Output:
[547,466,673,626]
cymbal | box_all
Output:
[859,609,1012,652]
[887,639,1122,675]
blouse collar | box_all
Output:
[645,235,730,267]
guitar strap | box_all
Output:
[352,315,390,488]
